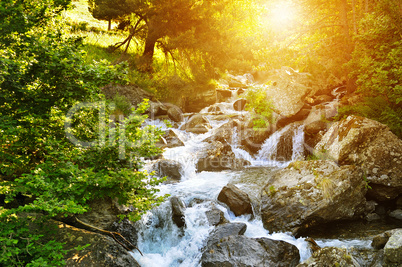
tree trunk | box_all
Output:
[338,0,356,94]
[108,20,111,31]
[140,19,160,72]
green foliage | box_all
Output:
[341,0,402,137]
[0,0,168,265]
[0,213,67,266]
[88,0,129,27]
[244,85,275,129]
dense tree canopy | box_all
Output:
[88,0,129,30]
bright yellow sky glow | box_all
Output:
[268,1,296,30]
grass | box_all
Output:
[59,0,211,102]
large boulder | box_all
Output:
[180,114,212,134]
[109,218,138,248]
[217,184,253,217]
[76,198,122,230]
[315,115,402,201]
[196,141,249,172]
[184,86,216,113]
[166,104,184,122]
[384,229,402,265]
[265,67,313,117]
[276,107,311,129]
[201,235,300,267]
[261,160,367,235]
[152,159,183,180]
[53,221,140,267]
[204,222,247,247]
[203,121,233,144]
[297,247,360,267]
[372,229,402,249]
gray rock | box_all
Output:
[217,184,253,217]
[205,206,228,226]
[201,235,300,267]
[261,160,367,235]
[389,209,402,220]
[167,105,184,122]
[384,229,402,264]
[170,196,186,228]
[313,94,333,105]
[315,115,402,202]
[196,141,249,172]
[52,220,140,267]
[203,122,233,144]
[204,222,247,248]
[109,218,138,247]
[371,229,401,249]
[152,159,183,180]
[256,237,300,266]
[77,198,121,230]
[180,114,211,134]
[297,247,360,267]
[163,129,185,148]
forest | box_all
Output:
[0,0,401,265]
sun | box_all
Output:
[268,1,297,30]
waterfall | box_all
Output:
[256,123,305,165]
[132,96,371,267]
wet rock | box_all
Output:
[203,122,233,143]
[366,213,381,222]
[201,235,300,267]
[110,218,138,247]
[163,129,185,148]
[205,222,247,247]
[180,114,211,134]
[370,249,385,267]
[152,159,183,180]
[384,229,402,265]
[276,108,311,128]
[261,160,367,235]
[217,184,253,217]
[148,101,168,117]
[52,220,140,267]
[256,237,300,266]
[196,141,249,172]
[216,89,232,102]
[225,73,251,88]
[389,209,402,220]
[233,98,247,111]
[304,120,328,136]
[205,206,228,226]
[313,94,333,105]
[170,196,186,228]
[166,104,183,122]
[372,229,401,249]
[239,125,274,155]
[297,247,360,267]
[315,115,402,202]
[207,105,222,113]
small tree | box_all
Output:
[88,0,129,30]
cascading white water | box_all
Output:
[133,98,372,267]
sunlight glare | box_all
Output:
[269,1,296,30]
